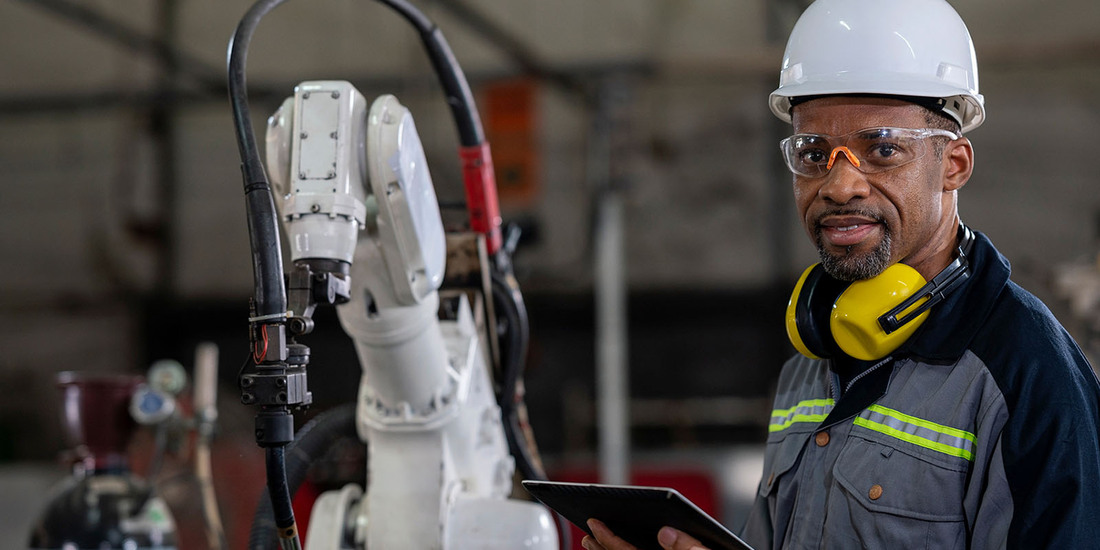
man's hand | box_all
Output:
[581,518,711,550]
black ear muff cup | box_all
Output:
[787,263,849,359]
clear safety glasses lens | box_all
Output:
[779,127,958,178]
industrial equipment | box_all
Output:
[227,1,559,548]
[27,347,224,549]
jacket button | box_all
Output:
[767,473,775,486]
[869,484,883,500]
[815,431,830,447]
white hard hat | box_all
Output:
[769,0,986,133]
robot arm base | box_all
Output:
[305,484,559,550]
[445,496,558,549]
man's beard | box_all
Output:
[814,225,892,281]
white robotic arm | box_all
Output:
[265,81,556,550]
[266,81,370,268]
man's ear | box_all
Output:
[943,137,973,191]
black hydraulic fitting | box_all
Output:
[255,410,295,448]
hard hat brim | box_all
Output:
[770,77,985,133]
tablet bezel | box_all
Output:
[521,480,754,550]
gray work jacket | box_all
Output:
[741,231,1100,549]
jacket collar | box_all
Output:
[899,230,1011,361]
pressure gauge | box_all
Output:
[147,359,187,396]
[130,384,176,425]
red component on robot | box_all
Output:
[459,142,503,255]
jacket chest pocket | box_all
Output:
[829,432,970,550]
[759,428,813,520]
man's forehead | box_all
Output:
[791,96,927,134]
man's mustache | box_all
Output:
[812,208,885,229]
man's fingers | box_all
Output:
[581,534,606,550]
[586,519,708,550]
[657,526,711,550]
[587,518,638,550]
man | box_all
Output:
[584,1,1100,549]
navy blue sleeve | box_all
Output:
[975,283,1100,548]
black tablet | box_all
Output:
[522,480,754,550]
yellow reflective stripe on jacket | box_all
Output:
[854,404,977,461]
[769,398,835,432]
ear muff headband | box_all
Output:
[878,225,975,333]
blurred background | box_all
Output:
[1,0,1098,547]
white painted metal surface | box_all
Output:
[267,88,556,549]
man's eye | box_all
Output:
[799,149,827,163]
[870,143,899,158]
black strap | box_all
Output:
[878,224,975,334]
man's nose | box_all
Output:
[818,149,870,204]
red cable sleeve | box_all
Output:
[459,143,503,255]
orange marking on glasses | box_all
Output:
[826,146,861,170]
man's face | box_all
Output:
[790,97,959,281]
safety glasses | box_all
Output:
[779,127,959,178]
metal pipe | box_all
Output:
[591,80,630,486]
[14,0,224,92]
[595,192,628,485]
[193,342,227,550]
[151,0,180,298]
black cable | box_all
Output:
[491,272,530,449]
[490,270,571,549]
[228,0,284,187]
[377,0,484,146]
[249,404,358,550]
[490,229,538,478]
[228,0,289,319]
[229,4,298,546]
[264,447,297,537]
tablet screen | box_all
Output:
[522,480,754,550]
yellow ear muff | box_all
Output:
[830,263,931,360]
